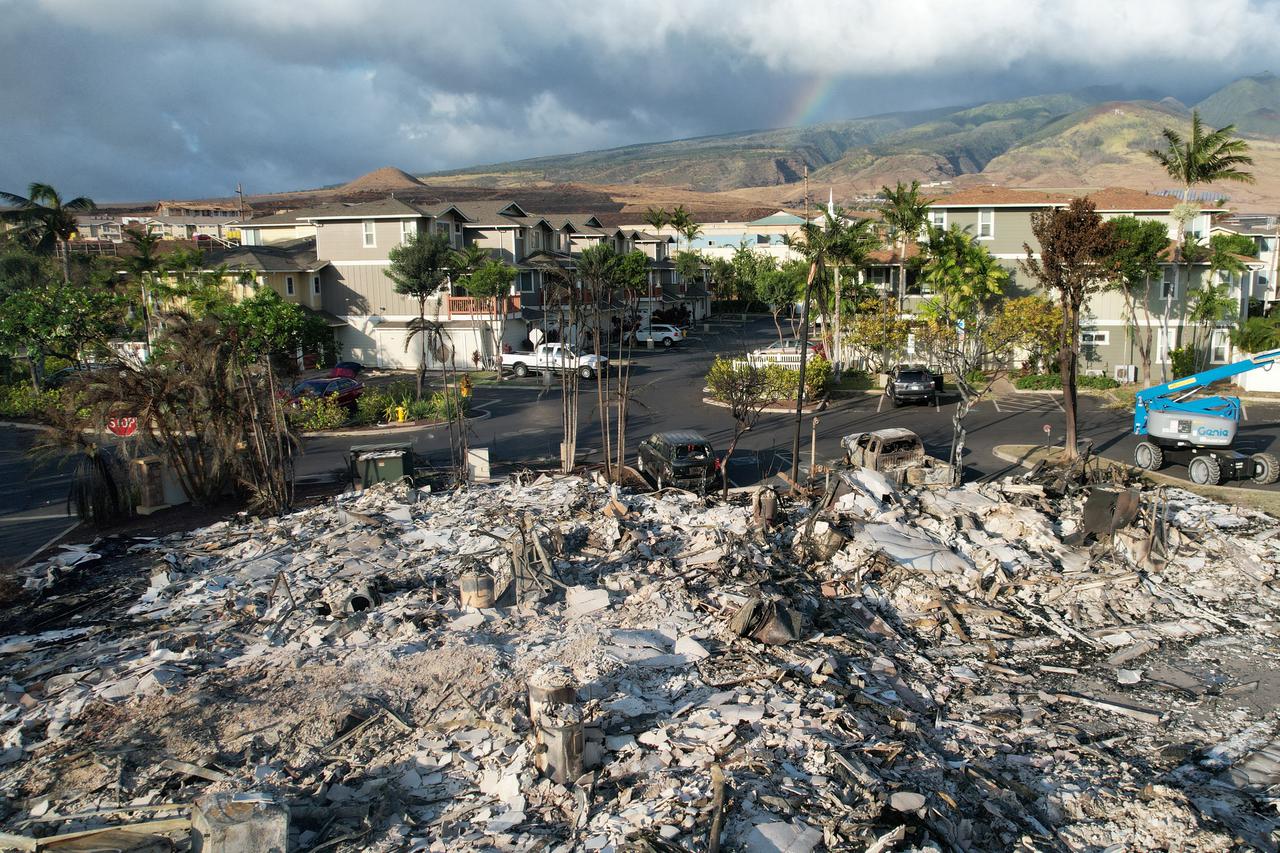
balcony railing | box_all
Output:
[446,294,522,317]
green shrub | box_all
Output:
[964,369,989,387]
[405,399,435,420]
[0,384,60,418]
[354,389,393,425]
[428,389,469,421]
[1078,374,1120,390]
[1014,373,1119,391]
[1014,373,1061,390]
[1169,346,1199,380]
[288,393,349,431]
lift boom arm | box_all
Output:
[1133,347,1280,435]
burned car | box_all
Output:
[637,431,718,493]
[840,427,954,486]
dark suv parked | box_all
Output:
[886,364,943,406]
[636,431,717,493]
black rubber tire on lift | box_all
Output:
[513,363,529,378]
[1134,441,1164,471]
[1188,455,1223,486]
[1251,451,1280,485]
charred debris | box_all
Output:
[1,461,1278,852]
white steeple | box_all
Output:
[827,188,835,217]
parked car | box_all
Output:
[42,363,116,390]
[636,430,718,493]
[632,324,685,348]
[288,377,364,409]
[329,361,364,379]
[750,339,826,361]
[840,427,954,487]
[886,363,943,406]
[501,343,607,379]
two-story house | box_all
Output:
[924,186,1256,383]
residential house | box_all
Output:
[155,200,242,218]
[923,186,1261,382]
[196,238,335,314]
[191,196,714,368]
[1210,212,1279,308]
[238,207,327,246]
[72,214,124,243]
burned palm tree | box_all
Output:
[70,313,299,515]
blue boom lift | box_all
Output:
[1132,347,1280,485]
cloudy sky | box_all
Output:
[3,0,1280,201]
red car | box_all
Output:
[289,377,364,409]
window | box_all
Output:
[362,220,375,248]
[436,222,449,237]
[977,208,994,239]
[1080,330,1110,346]
[401,220,415,245]
[1211,328,1231,363]
[928,210,946,229]
[1161,267,1176,300]
[285,276,294,295]
[312,276,321,296]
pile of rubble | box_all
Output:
[1,469,1278,851]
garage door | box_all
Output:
[376,328,420,370]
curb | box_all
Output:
[702,396,826,415]
[302,407,491,439]
[0,420,49,432]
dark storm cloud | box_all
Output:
[3,0,1279,200]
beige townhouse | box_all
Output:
[921,186,1261,383]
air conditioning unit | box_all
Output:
[1114,364,1137,383]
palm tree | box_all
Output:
[0,183,96,280]
[678,219,703,252]
[877,181,932,306]
[784,210,879,370]
[642,207,669,238]
[668,206,693,252]
[1148,110,1255,201]
[387,232,455,400]
[1148,110,1255,377]
[781,208,878,481]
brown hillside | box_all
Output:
[342,167,426,193]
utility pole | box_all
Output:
[236,183,245,221]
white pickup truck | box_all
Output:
[501,344,608,379]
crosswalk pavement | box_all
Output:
[987,391,1064,413]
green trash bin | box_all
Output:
[351,443,413,487]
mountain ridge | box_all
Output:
[418,76,1280,206]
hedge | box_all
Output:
[1014,373,1119,391]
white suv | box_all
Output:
[633,324,685,347]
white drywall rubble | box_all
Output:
[0,472,1278,851]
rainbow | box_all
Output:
[781,73,840,128]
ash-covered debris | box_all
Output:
[0,470,1278,851]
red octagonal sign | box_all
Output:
[107,416,138,438]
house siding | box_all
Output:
[315,218,422,261]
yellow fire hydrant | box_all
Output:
[394,404,407,423]
[459,375,473,399]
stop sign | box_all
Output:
[107,416,138,438]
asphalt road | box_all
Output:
[4,316,1279,566]
[299,316,1280,491]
